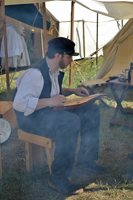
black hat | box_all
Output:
[48,37,79,56]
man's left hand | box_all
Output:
[74,87,89,97]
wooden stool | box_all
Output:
[18,129,55,174]
[0,101,17,129]
[0,101,17,179]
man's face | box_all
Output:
[59,54,73,69]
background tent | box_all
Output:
[3,1,133,60]
[4,0,133,21]
[0,4,59,64]
[5,4,50,30]
[46,1,127,60]
[96,18,133,81]
[2,0,133,100]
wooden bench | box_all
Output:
[18,129,55,174]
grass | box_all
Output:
[1,56,133,200]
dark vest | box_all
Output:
[13,58,64,122]
[32,58,64,99]
[13,58,64,102]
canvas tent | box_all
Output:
[0,4,53,66]
[0,4,59,63]
[0,1,59,100]
[2,0,133,100]
[3,1,133,61]
[96,18,133,81]
[3,1,133,21]
[5,4,51,30]
[46,1,123,60]
[3,1,133,60]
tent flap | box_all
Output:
[5,4,50,30]
[96,18,133,81]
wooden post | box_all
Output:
[121,20,123,28]
[41,30,44,58]
[69,1,75,86]
[42,2,48,55]
[1,0,10,100]
[96,13,98,66]
[82,19,85,59]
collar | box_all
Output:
[46,58,59,76]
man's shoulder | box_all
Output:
[31,58,47,69]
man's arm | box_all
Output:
[62,87,89,97]
[13,69,44,116]
[36,87,89,110]
[36,94,66,110]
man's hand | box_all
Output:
[74,87,89,97]
[49,94,66,107]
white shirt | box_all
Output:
[13,67,60,116]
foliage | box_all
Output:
[62,56,103,88]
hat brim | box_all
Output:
[72,52,79,56]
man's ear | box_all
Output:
[54,53,61,61]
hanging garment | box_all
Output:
[0,21,30,69]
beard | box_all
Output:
[59,57,66,69]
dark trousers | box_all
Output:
[15,103,100,177]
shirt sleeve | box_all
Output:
[13,69,44,116]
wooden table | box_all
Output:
[108,78,133,127]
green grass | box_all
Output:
[1,57,133,200]
[62,56,103,88]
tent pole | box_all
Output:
[42,2,47,55]
[69,1,75,86]
[1,0,10,100]
[82,19,85,59]
[121,20,123,28]
[96,13,98,66]
[41,30,44,58]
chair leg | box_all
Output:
[25,141,55,174]
[31,144,45,169]
[45,142,55,174]
[25,142,33,172]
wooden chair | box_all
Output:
[18,129,55,174]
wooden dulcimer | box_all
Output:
[53,93,106,111]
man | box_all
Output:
[13,37,105,195]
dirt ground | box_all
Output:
[1,100,133,200]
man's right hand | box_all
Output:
[49,94,66,107]
[36,95,66,110]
